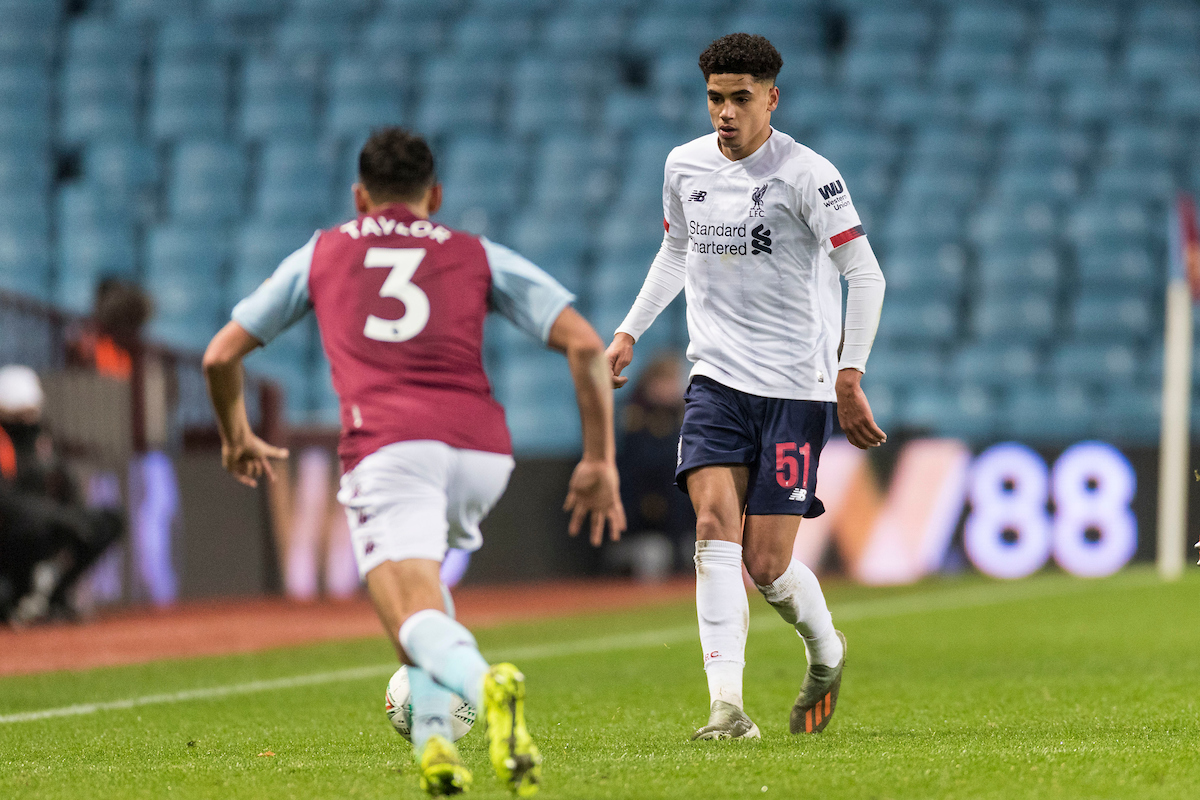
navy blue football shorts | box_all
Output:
[675,376,834,518]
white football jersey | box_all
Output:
[652,129,866,402]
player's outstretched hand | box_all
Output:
[605,332,635,389]
[835,369,887,450]
[564,458,626,547]
[221,433,289,488]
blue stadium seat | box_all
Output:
[452,13,534,57]
[255,141,336,224]
[170,140,247,223]
[1160,79,1200,120]
[816,127,898,168]
[1124,39,1200,83]
[506,210,590,288]
[1066,199,1152,249]
[1050,341,1138,386]
[946,4,1028,47]
[292,0,373,18]
[144,225,229,347]
[911,125,991,168]
[275,13,357,57]
[494,349,580,455]
[65,18,143,65]
[852,7,934,50]
[231,223,317,299]
[905,385,999,441]
[950,342,1039,389]
[590,259,648,309]
[842,48,923,89]
[118,0,198,20]
[363,13,443,58]
[1060,80,1143,125]
[626,9,720,56]
[0,224,51,300]
[1071,294,1155,341]
[863,347,944,391]
[146,224,228,281]
[54,224,139,312]
[862,382,898,430]
[326,56,407,138]
[1101,123,1181,167]
[1001,382,1096,442]
[58,183,133,226]
[992,164,1079,204]
[515,55,616,96]
[414,58,505,136]
[969,82,1052,125]
[206,0,285,20]
[876,298,957,345]
[1001,123,1090,168]
[0,108,48,146]
[151,58,229,140]
[882,206,966,251]
[0,11,55,65]
[1091,166,1174,205]
[1028,42,1109,84]
[1096,387,1161,445]
[238,56,319,140]
[877,84,963,127]
[977,245,1061,295]
[511,80,590,135]
[726,10,822,52]
[0,65,50,118]
[85,140,159,191]
[1075,243,1159,290]
[1133,3,1200,44]
[933,46,1018,87]
[971,295,1056,343]
[881,241,965,301]
[1041,2,1119,44]
[0,148,50,195]
[895,167,979,207]
[530,139,615,209]
[596,210,661,261]
[59,61,140,142]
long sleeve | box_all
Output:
[830,235,886,373]
[615,236,687,341]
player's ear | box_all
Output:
[353,183,371,215]
[427,183,443,216]
[767,83,779,112]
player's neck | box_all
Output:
[364,200,431,219]
[717,124,773,162]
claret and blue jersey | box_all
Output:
[231,203,574,472]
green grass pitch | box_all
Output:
[2,568,1198,799]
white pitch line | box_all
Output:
[0,573,1155,726]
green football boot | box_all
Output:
[483,663,542,797]
[417,734,471,796]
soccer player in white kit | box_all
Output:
[606,34,887,739]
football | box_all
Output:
[384,665,477,742]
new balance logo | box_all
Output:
[688,190,707,202]
[751,224,772,254]
[789,488,808,501]
[817,180,844,201]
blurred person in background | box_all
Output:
[67,277,153,380]
[607,352,696,581]
[0,365,123,625]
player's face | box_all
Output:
[706,74,779,156]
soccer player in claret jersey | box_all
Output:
[203,128,625,796]
[606,34,887,740]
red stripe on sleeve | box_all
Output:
[829,225,866,249]
[664,218,669,233]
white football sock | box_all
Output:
[756,559,843,667]
[694,539,748,708]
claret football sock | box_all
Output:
[694,539,749,708]
[406,666,456,752]
[756,559,844,668]
[400,609,489,709]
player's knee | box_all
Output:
[744,550,788,587]
[694,508,739,542]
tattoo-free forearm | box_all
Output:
[568,347,616,462]
[204,359,252,445]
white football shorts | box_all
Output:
[337,440,515,579]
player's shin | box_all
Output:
[399,609,489,709]
[755,559,843,667]
[694,539,749,708]
[406,666,457,753]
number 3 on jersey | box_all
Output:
[363,247,429,342]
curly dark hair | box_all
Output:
[358,127,438,202]
[698,33,783,82]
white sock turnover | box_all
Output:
[694,539,748,708]
[756,559,844,668]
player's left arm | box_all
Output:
[830,236,887,450]
[484,237,626,544]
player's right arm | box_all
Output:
[606,155,689,388]
[203,233,317,486]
